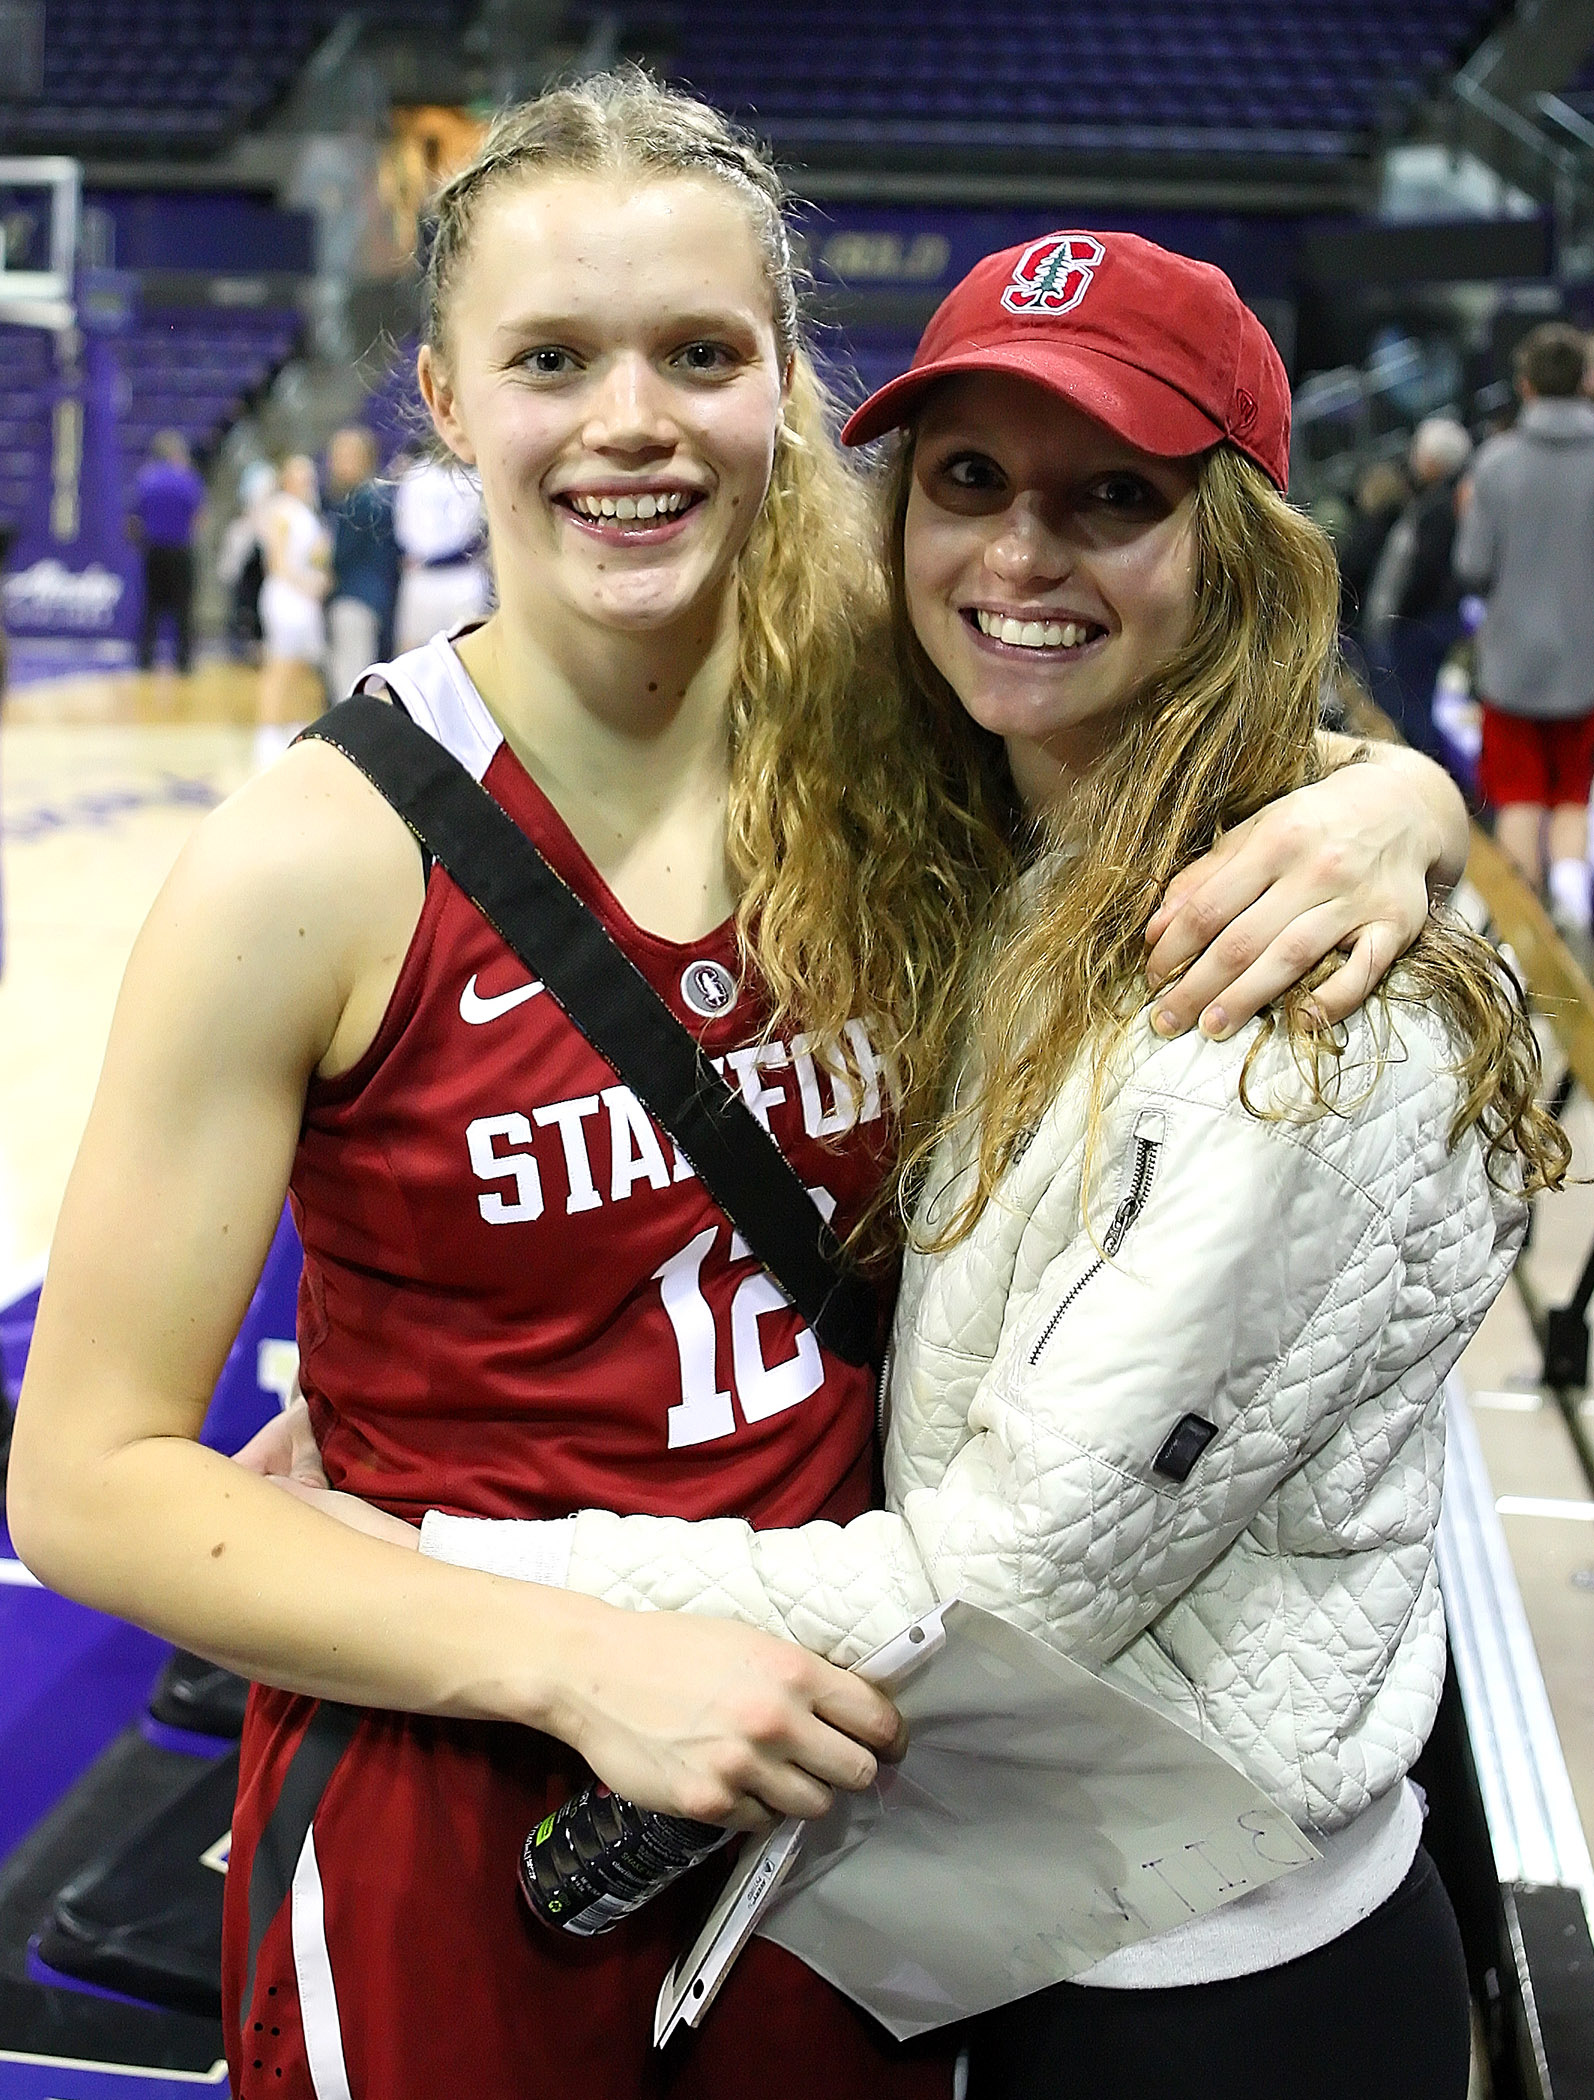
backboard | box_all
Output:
[0,155,78,331]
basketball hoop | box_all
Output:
[0,156,78,332]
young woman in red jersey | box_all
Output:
[12,74,1469,2100]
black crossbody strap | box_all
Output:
[303,694,878,1368]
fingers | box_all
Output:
[571,1614,906,1834]
[1143,823,1252,955]
[1149,895,1358,1039]
[1144,826,1294,999]
[233,1410,296,1474]
[262,1475,421,1547]
[668,1717,861,1828]
[1298,926,1396,1028]
[265,1472,323,1506]
[283,1395,331,1488]
[812,1665,905,1758]
[686,1662,900,1828]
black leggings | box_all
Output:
[969,1848,1470,2100]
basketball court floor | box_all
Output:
[0,664,1591,2095]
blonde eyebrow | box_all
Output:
[492,308,765,345]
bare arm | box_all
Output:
[8,746,898,1827]
[1141,734,1466,1040]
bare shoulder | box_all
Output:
[142,737,425,1080]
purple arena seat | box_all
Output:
[669,0,1499,148]
[0,0,476,153]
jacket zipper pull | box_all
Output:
[1103,1110,1166,1257]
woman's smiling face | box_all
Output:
[421,171,786,647]
[904,372,1201,799]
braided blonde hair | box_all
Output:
[422,71,1011,1230]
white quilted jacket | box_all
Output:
[439,995,1526,1834]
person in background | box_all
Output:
[392,447,489,650]
[131,431,206,674]
[1362,416,1471,765]
[216,460,277,663]
[256,453,331,759]
[324,426,400,703]
[1337,457,1407,635]
[1455,320,1594,936]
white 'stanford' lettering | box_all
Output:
[465,1025,890,1226]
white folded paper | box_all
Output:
[753,1600,1318,2039]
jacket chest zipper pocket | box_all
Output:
[1028,1110,1165,1367]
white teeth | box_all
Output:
[975,609,1097,650]
[568,490,689,522]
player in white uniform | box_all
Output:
[257,453,332,744]
[393,452,489,650]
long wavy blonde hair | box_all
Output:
[422,70,1009,1156]
[887,438,1569,1246]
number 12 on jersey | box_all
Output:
[654,1191,838,1449]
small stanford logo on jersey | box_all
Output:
[680,959,738,1018]
[1001,234,1105,317]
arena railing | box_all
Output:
[1417,814,1594,2099]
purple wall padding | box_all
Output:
[0,1576,168,1866]
[2,301,140,657]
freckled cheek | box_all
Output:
[698,407,778,504]
[471,413,567,517]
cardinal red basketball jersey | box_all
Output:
[221,636,949,2100]
[291,632,892,1530]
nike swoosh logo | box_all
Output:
[459,973,546,1024]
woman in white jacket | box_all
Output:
[255,234,1564,2095]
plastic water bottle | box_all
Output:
[519,1781,734,1936]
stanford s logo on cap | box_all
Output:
[1001,233,1105,318]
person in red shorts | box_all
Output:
[1456,320,1594,935]
[11,72,1470,2100]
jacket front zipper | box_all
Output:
[1029,1110,1164,1366]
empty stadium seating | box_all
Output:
[0,0,472,155]
[0,309,298,533]
[117,310,299,489]
[673,0,1507,153]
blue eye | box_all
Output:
[673,341,736,372]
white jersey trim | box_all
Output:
[290,1825,355,2100]
[356,628,505,784]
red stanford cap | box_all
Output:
[840,230,1291,491]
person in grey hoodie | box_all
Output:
[1454,320,1594,931]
